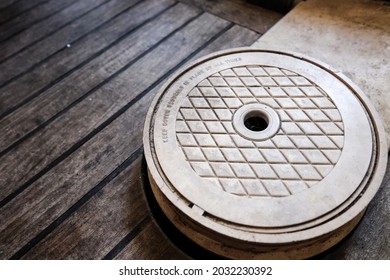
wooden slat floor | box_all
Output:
[3,0,385,260]
[0,0,282,260]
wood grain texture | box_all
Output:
[193,24,260,58]
[22,156,152,259]
[0,0,48,23]
[1,0,387,261]
[115,220,190,260]
[0,0,77,42]
[0,0,182,152]
[0,11,230,259]
[0,0,174,118]
[178,0,283,33]
[0,95,153,259]
[0,0,21,10]
[0,4,260,155]
[0,0,107,62]
[15,23,259,260]
[0,0,140,85]
[0,3,211,203]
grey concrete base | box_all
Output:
[252,0,390,149]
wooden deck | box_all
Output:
[0,0,387,260]
[0,0,282,259]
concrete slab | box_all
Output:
[252,0,390,149]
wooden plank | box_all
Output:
[0,0,173,118]
[0,95,154,259]
[0,0,77,42]
[0,0,180,152]
[0,1,198,189]
[0,11,223,201]
[4,23,259,260]
[0,0,48,23]
[0,0,21,10]
[0,0,107,62]
[22,156,152,259]
[0,12,230,259]
[193,24,260,58]
[114,220,190,260]
[113,26,261,260]
[0,0,141,85]
[178,0,283,33]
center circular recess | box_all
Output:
[233,103,280,141]
[244,112,269,132]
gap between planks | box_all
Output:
[178,0,283,33]
[0,10,236,258]
[0,0,79,43]
[0,0,180,155]
[0,0,142,87]
[0,17,262,260]
[0,1,201,208]
[0,0,50,24]
[0,0,174,120]
[0,0,109,63]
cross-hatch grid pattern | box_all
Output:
[175,66,344,197]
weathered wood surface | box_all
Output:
[0,0,78,43]
[0,0,172,118]
[114,218,190,260]
[1,0,388,260]
[0,0,107,62]
[0,0,264,259]
[0,9,227,203]
[178,0,283,33]
[19,24,260,260]
[0,0,20,10]
[0,0,48,23]
[22,155,187,260]
[0,0,180,152]
[0,8,258,155]
[22,155,151,259]
[0,0,140,85]
[3,0,388,260]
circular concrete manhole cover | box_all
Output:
[144,49,387,259]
